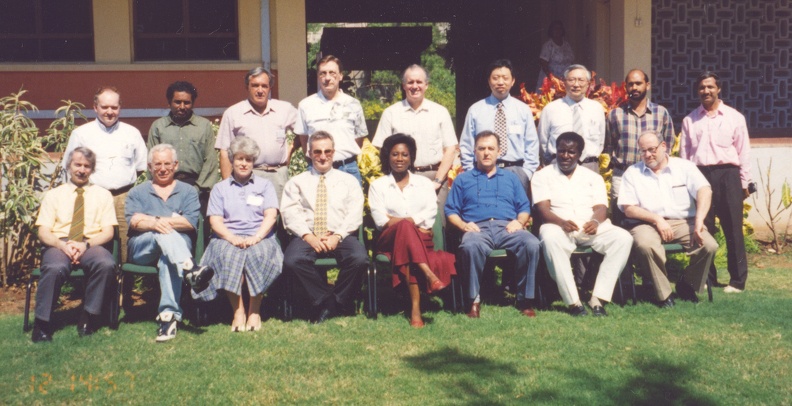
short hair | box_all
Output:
[401,64,430,85]
[563,64,592,81]
[245,67,274,87]
[379,134,417,175]
[625,69,650,83]
[474,130,499,147]
[148,143,178,163]
[228,136,261,160]
[547,20,566,38]
[166,81,197,102]
[488,59,514,78]
[308,131,335,151]
[556,132,585,155]
[94,86,120,105]
[318,55,343,73]
[67,146,97,170]
[695,71,720,88]
[638,130,664,145]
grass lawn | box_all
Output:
[2,251,791,405]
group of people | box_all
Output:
[31,53,753,343]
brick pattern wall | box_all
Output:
[652,0,791,132]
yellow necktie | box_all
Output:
[68,187,85,241]
[314,175,328,236]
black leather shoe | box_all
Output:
[569,305,588,317]
[658,295,676,308]
[676,281,700,303]
[77,323,96,337]
[588,304,607,317]
[313,307,337,324]
[31,320,53,343]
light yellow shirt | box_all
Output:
[36,183,117,240]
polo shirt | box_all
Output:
[445,167,530,223]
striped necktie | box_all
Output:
[495,102,508,157]
[68,187,85,242]
[572,103,584,136]
[314,175,328,236]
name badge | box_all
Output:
[246,194,264,206]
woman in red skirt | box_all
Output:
[368,134,456,328]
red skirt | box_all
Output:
[376,219,456,293]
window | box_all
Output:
[133,0,239,61]
[0,0,94,62]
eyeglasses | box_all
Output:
[311,149,334,156]
[639,145,662,155]
[318,71,339,78]
[152,162,176,169]
[565,78,589,84]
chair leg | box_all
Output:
[706,274,714,303]
[368,265,378,319]
[283,272,293,321]
[24,278,34,333]
[109,269,120,330]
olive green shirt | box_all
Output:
[147,113,220,191]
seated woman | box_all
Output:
[368,133,456,328]
[193,136,282,332]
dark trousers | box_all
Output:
[283,236,367,307]
[698,164,748,289]
[36,245,116,322]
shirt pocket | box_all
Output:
[275,129,287,142]
[122,144,136,165]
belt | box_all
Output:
[253,163,288,172]
[332,156,357,169]
[174,172,198,186]
[581,156,599,164]
[109,184,133,196]
[496,159,524,168]
[697,164,739,171]
[414,163,440,172]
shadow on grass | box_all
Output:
[405,348,716,405]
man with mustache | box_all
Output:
[532,132,633,317]
[538,64,607,173]
[459,59,539,197]
[148,81,219,214]
[618,131,718,307]
[607,69,675,225]
[32,147,118,342]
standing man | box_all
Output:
[281,131,368,324]
[538,64,607,172]
[608,69,675,224]
[372,64,458,212]
[532,132,633,317]
[32,147,118,342]
[215,67,298,202]
[64,86,148,262]
[446,131,542,319]
[459,59,539,196]
[619,131,718,307]
[148,81,219,213]
[295,55,369,183]
[126,144,214,342]
[681,71,753,293]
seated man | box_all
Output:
[281,131,368,324]
[446,130,541,318]
[532,132,633,317]
[32,147,118,342]
[618,131,718,307]
[126,144,214,342]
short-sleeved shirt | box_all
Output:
[125,180,200,235]
[214,99,298,166]
[148,114,220,190]
[207,175,278,236]
[531,164,608,226]
[459,95,540,178]
[368,172,437,230]
[294,92,368,161]
[63,120,148,190]
[617,156,710,219]
[608,101,675,168]
[371,99,457,167]
[445,167,531,223]
[36,183,117,240]
[538,96,607,161]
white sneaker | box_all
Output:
[723,285,744,293]
[156,319,177,342]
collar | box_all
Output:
[471,166,502,178]
[310,167,334,177]
[402,99,428,112]
[166,113,196,127]
[562,96,585,107]
[638,155,673,176]
[244,99,273,116]
[625,100,657,115]
[147,180,182,197]
[316,90,346,104]
[486,94,511,106]
[95,119,119,133]
[694,102,724,118]
[230,175,255,187]
[386,172,417,188]
[551,163,579,178]
[65,182,92,192]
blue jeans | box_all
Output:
[128,231,193,321]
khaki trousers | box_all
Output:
[113,191,129,263]
[629,218,718,301]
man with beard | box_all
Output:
[608,69,675,224]
[532,132,632,317]
[618,131,718,307]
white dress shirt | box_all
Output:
[538,96,607,161]
[371,99,457,167]
[280,168,364,239]
[618,156,711,219]
[368,172,437,230]
[531,164,608,227]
